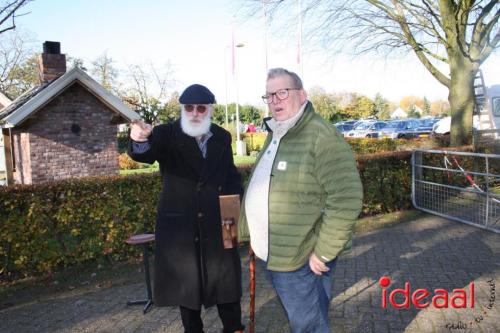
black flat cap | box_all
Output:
[179,84,216,104]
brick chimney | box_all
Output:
[38,41,66,84]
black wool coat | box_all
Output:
[128,120,243,310]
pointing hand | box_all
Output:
[130,119,152,142]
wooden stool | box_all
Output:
[125,233,155,314]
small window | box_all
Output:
[71,123,81,135]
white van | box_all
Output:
[432,85,500,137]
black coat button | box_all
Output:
[198,212,204,218]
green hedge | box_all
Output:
[0,147,473,279]
[347,137,440,154]
[0,174,160,279]
[232,135,441,156]
[357,151,413,215]
[230,133,268,154]
[241,133,267,152]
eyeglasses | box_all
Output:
[262,88,300,104]
[184,104,208,113]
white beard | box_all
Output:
[180,110,212,137]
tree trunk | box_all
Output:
[448,59,476,146]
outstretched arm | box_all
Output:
[127,119,156,164]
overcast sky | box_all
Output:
[13,0,500,107]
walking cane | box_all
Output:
[249,245,256,333]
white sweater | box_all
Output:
[244,103,307,261]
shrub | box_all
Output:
[241,133,267,153]
[236,135,442,155]
[347,137,440,154]
[0,146,474,280]
[0,174,160,280]
[119,153,143,170]
[117,133,129,154]
[231,133,268,155]
[357,151,413,215]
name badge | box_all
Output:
[277,161,287,171]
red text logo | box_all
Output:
[379,276,475,309]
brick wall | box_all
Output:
[13,82,119,184]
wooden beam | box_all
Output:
[2,128,14,185]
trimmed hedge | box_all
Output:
[346,137,440,154]
[357,151,413,215]
[0,146,474,279]
[233,135,442,156]
[0,174,160,279]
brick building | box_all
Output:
[0,42,139,185]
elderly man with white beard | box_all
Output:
[128,84,244,333]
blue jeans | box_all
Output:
[266,258,337,333]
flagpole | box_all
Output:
[231,26,246,156]
[224,46,229,128]
[297,0,303,79]
[262,0,269,117]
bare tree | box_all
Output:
[255,0,499,145]
[90,52,119,92]
[124,62,176,125]
[0,30,37,98]
[0,0,32,34]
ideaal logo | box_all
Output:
[379,276,474,309]
[378,276,496,330]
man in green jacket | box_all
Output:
[239,68,363,333]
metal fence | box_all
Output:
[412,149,500,233]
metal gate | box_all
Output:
[412,149,500,233]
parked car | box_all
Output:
[432,116,451,135]
[379,119,421,139]
[346,121,388,138]
[336,120,358,126]
[431,116,480,137]
[415,118,441,137]
[335,120,360,137]
[335,123,355,136]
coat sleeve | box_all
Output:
[127,125,168,164]
[313,130,363,262]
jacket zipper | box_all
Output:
[266,132,288,268]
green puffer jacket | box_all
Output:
[238,102,363,272]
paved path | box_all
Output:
[1,214,499,333]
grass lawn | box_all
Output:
[119,155,256,175]
[120,166,158,175]
[234,155,256,165]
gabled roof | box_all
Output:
[391,107,407,119]
[0,67,140,128]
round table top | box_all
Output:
[125,233,155,245]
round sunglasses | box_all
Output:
[184,104,208,113]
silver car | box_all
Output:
[379,119,421,139]
[346,121,388,138]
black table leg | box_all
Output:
[126,243,154,314]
